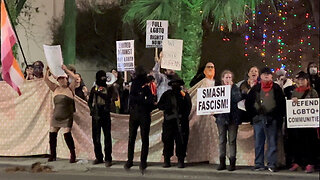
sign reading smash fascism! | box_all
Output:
[286,98,320,128]
[146,20,168,48]
[116,40,135,72]
[197,85,231,115]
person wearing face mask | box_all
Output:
[44,65,77,163]
[32,61,44,79]
[124,66,155,172]
[153,51,180,102]
[88,70,118,167]
[287,71,319,173]
[307,62,320,95]
[158,77,192,168]
[245,67,286,172]
[214,70,242,171]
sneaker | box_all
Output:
[289,163,299,171]
[139,162,147,171]
[252,166,265,171]
[105,160,112,167]
[92,159,103,165]
[268,167,278,172]
[124,161,133,170]
[305,164,314,173]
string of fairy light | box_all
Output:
[241,0,318,76]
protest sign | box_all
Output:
[197,85,231,115]
[161,39,183,71]
[286,98,320,128]
[116,40,135,72]
[146,20,168,48]
[43,45,67,77]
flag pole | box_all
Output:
[2,0,28,66]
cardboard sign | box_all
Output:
[116,40,135,72]
[197,85,231,115]
[146,20,168,48]
[286,98,320,128]
[161,39,183,71]
[43,45,67,77]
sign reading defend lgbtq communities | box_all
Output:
[146,20,168,48]
[197,85,231,115]
[161,39,183,71]
[116,40,135,72]
[286,98,320,128]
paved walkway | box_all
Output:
[0,157,318,180]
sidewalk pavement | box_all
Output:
[0,156,318,180]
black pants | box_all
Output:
[162,120,189,159]
[127,108,151,163]
[288,128,319,166]
[92,107,112,161]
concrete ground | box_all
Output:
[0,156,318,180]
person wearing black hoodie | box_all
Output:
[158,77,192,168]
[124,66,155,172]
[307,62,320,95]
[88,70,118,167]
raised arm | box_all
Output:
[62,65,77,90]
[44,67,58,92]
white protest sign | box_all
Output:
[161,39,183,71]
[116,40,135,72]
[146,20,168,48]
[197,85,231,115]
[286,98,320,128]
[43,45,67,77]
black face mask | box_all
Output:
[96,70,107,87]
[33,66,43,78]
[172,84,181,93]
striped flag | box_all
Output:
[1,0,25,95]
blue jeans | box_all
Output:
[253,116,278,168]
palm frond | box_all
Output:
[202,0,277,31]
[123,0,179,29]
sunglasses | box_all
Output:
[206,66,215,69]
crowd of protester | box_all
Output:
[1,58,319,174]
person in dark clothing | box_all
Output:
[88,70,118,167]
[158,77,192,168]
[74,73,88,101]
[287,72,319,173]
[189,65,206,87]
[306,62,320,95]
[245,67,286,172]
[215,70,242,171]
[124,66,155,172]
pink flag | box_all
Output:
[1,0,25,95]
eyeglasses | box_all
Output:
[206,66,215,69]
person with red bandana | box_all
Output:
[245,67,286,172]
[288,71,319,173]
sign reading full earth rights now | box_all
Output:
[197,85,231,115]
[146,20,168,48]
[116,40,135,72]
[286,98,320,128]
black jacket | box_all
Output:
[245,82,286,123]
[215,84,242,125]
[158,90,192,126]
[129,76,155,113]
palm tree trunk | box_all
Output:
[174,2,203,87]
[63,0,77,65]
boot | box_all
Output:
[64,132,76,163]
[228,157,236,171]
[48,132,57,162]
[177,157,185,168]
[163,156,171,168]
[217,157,226,170]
